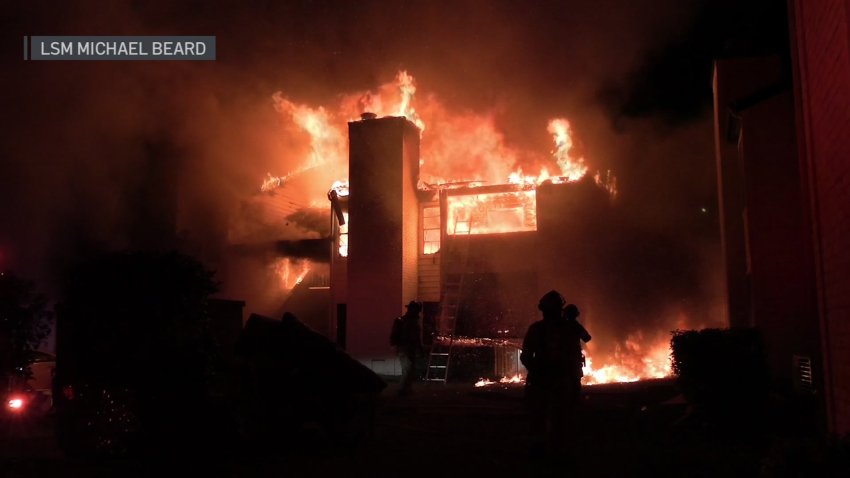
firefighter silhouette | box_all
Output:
[521,290,591,459]
[391,301,424,396]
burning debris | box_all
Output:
[474,374,524,388]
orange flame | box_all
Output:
[547,118,588,182]
[272,95,347,169]
[269,258,311,291]
[471,336,672,388]
[263,71,612,198]
[395,71,425,131]
[474,374,524,388]
[581,333,672,385]
[264,93,349,193]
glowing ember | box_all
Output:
[474,374,524,387]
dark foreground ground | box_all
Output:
[1,378,841,477]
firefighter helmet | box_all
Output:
[538,290,565,312]
[405,300,422,312]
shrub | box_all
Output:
[671,327,769,414]
[0,271,53,386]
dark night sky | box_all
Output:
[0,0,787,312]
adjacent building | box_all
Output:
[714,0,850,435]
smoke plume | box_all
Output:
[1,0,728,326]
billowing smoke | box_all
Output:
[1,0,730,328]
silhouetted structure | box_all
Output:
[235,312,386,447]
[714,1,850,435]
[53,251,220,458]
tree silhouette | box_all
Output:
[55,251,220,457]
[0,271,52,387]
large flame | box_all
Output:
[261,93,349,194]
[263,71,610,196]
[581,333,672,385]
[474,335,672,388]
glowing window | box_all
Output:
[338,212,349,257]
[446,190,537,235]
[422,206,441,254]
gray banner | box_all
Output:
[29,36,216,61]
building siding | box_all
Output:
[791,0,850,435]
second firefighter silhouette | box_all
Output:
[521,290,591,456]
[390,301,424,396]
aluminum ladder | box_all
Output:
[425,215,472,383]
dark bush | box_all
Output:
[671,327,769,416]
[54,251,224,458]
[0,271,53,387]
[760,434,850,477]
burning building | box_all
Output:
[250,71,678,385]
[326,114,618,378]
